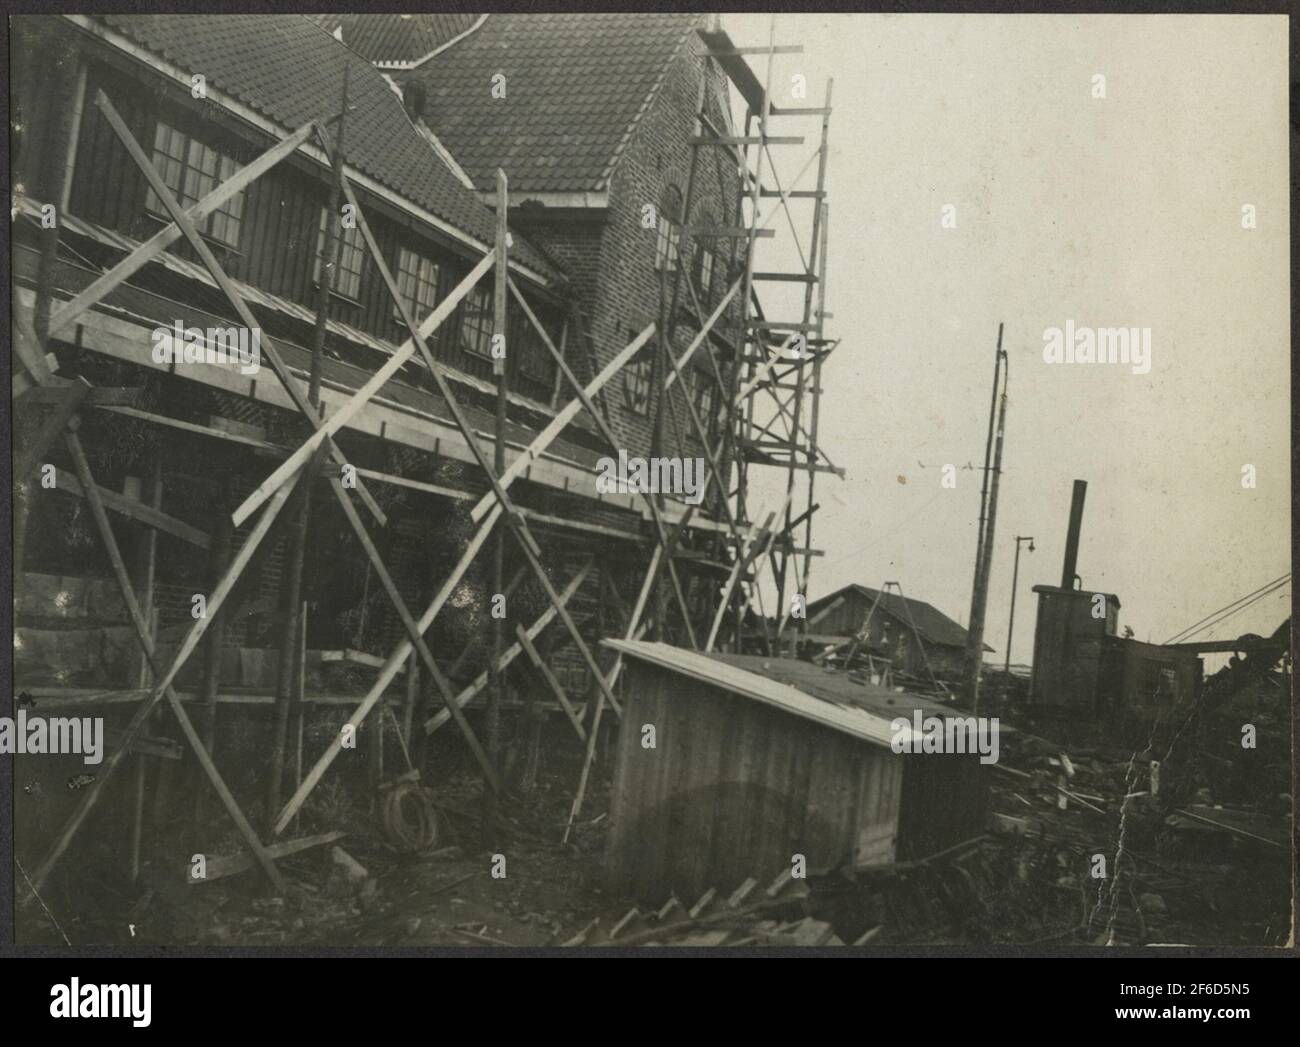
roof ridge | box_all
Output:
[599,14,702,191]
[299,11,373,68]
[406,13,489,69]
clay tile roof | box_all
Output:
[96,14,563,283]
[308,13,480,66]
[408,12,703,194]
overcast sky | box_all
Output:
[722,13,1290,666]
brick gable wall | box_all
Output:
[588,46,742,465]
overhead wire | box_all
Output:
[1163,573,1289,644]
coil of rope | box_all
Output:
[380,781,440,854]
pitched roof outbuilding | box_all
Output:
[807,585,993,653]
[604,641,955,750]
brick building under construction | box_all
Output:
[11,13,840,906]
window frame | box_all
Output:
[511,296,555,384]
[458,282,495,361]
[144,120,245,249]
[693,371,717,431]
[313,207,366,302]
[394,245,440,324]
[654,185,683,273]
[690,205,718,299]
[622,341,654,417]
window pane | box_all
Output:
[623,343,652,416]
[146,122,242,246]
[396,247,439,320]
[316,210,364,299]
[460,284,492,357]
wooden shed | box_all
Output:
[802,584,989,681]
[602,640,990,904]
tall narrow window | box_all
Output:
[459,283,493,359]
[693,372,717,429]
[697,247,715,297]
[623,338,653,416]
[511,296,553,382]
[314,208,365,300]
[395,246,439,322]
[145,121,243,248]
[654,185,682,273]
[691,206,717,298]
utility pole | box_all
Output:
[1005,535,1034,673]
[966,325,1003,650]
[964,324,1007,712]
[484,168,509,846]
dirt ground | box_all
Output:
[13,693,1292,949]
[16,723,620,948]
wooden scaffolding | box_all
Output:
[12,17,841,898]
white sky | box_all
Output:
[723,13,1290,665]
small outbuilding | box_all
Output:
[802,584,990,682]
[603,640,991,904]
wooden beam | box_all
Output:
[515,626,587,743]
[53,467,211,549]
[12,311,55,386]
[701,45,804,56]
[92,93,386,527]
[192,830,346,884]
[746,320,820,332]
[563,544,665,841]
[33,432,288,897]
[273,506,509,834]
[467,320,655,524]
[752,272,816,283]
[24,384,142,406]
[758,188,825,198]
[662,278,741,392]
[520,506,646,544]
[14,376,89,481]
[310,123,636,745]
[689,135,804,146]
[326,476,501,791]
[93,404,284,452]
[48,121,316,338]
[684,226,775,238]
[107,730,182,761]
[354,467,473,502]
[425,562,595,734]
[233,250,494,528]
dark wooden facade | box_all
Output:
[1098,637,1203,724]
[1028,585,1119,715]
[14,19,567,406]
[1030,585,1201,725]
[804,587,971,680]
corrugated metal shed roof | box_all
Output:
[605,640,952,750]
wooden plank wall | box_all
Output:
[59,53,560,403]
[606,660,903,903]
